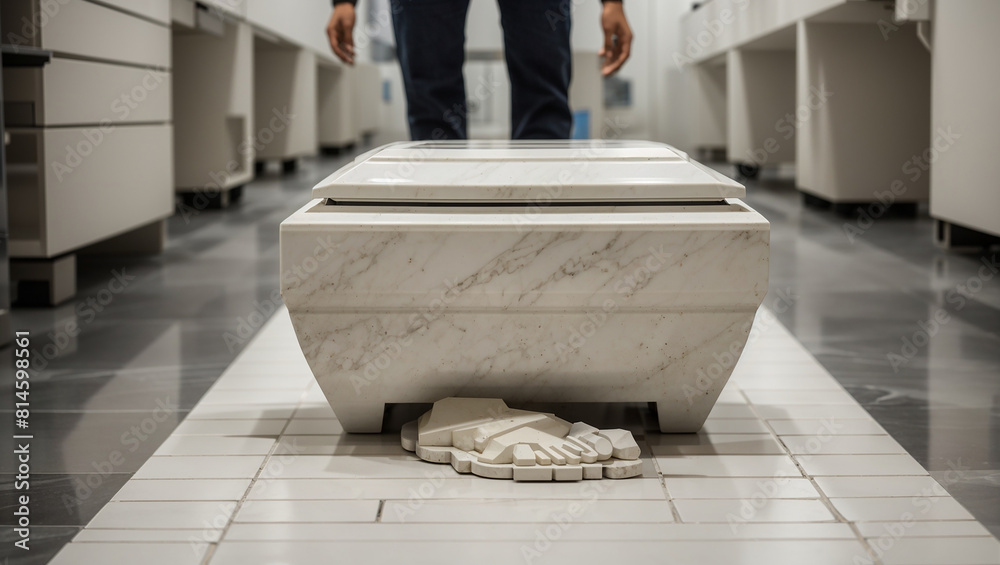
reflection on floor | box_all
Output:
[744,169,1000,540]
[0,156,997,564]
[48,309,1000,564]
[0,156,358,564]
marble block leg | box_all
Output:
[655,401,706,434]
[331,401,386,433]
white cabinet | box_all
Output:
[2,0,173,303]
[727,48,796,167]
[172,19,254,192]
[318,63,358,149]
[246,0,335,63]
[796,19,931,203]
[686,60,728,157]
[356,63,382,135]
[1,0,170,68]
[7,125,173,258]
[929,0,1000,240]
[4,58,171,126]
[254,42,317,162]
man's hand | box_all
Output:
[599,1,632,76]
[327,3,356,65]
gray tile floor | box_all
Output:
[1,154,998,563]
[0,155,357,564]
[745,169,1000,538]
[53,309,996,564]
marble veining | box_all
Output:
[281,141,770,433]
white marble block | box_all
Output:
[280,141,770,433]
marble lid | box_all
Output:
[312,140,745,202]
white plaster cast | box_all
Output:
[281,141,770,433]
[401,398,642,481]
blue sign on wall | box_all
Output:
[571,109,590,139]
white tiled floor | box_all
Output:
[51,308,1000,565]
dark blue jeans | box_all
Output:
[390,0,572,140]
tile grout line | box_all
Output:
[198,381,309,564]
[192,311,301,564]
[738,385,883,565]
[62,305,1000,560]
[646,437,684,524]
[741,312,889,559]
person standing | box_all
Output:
[327,0,632,140]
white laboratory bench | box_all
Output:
[680,0,932,212]
[171,4,254,207]
[253,37,318,173]
[1,0,384,302]
[928,1,1000,246]
[1,0,174,304]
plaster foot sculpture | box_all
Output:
[401,398,642,481]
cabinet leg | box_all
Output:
[11,254,77,306]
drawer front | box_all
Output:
[5,59,171,126]
[44,59,171,125]
[41,0,170,68]
[42,124,173,256]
